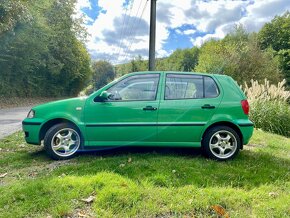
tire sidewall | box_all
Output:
[44,123,82,160]
[202,126,241,161]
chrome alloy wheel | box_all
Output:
[51,128,80,157]
[209,130,237,159]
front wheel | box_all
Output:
[44,123,82,160]
[202,126,241,161]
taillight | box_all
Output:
[241,100,249,115]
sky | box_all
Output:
[75,0,290,64]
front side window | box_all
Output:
[106,74,160,101]
[165,74,219,100]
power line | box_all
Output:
[123,0,148,62]
[115,0,135,64]
[122,0,145,61]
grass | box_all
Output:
[0,130,289,217]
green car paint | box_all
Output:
[22,71,253,150]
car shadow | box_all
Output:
[79,146,203,158]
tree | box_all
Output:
[258,12,290,87]
[92,61,115,90]
[156,47,199,72]
[130,55,147,72]
[196,27,282,85]
[0,0,92,97]
[0,0,31,35]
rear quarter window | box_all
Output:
[204,76,219,98]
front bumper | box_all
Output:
[22,119,43,145]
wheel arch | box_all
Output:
[202,121,244,149]
[39,118,82,142]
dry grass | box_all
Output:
[242,79,290,137]
[243,79,289,102]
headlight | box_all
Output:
[27,109,35,118]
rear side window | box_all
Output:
[165,74,219,100]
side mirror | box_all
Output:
[99,91,112,100]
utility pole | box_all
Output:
[149,0,156,71]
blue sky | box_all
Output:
[75,0,290,64]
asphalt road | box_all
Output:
[0,107,31,139]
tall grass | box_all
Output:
[243,79,290,137]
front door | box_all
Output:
[157,73,222,145]
[84,73,161,146]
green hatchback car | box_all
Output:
[22,71,253,160]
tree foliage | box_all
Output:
[0,0,32,35]
[116,47,199,76]
[92,60,115,90]
[196,26,282,85]
[258,12,290,87]
[162,47,199,72]
[0,0,92,97]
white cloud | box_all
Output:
[74,0,93,24]
[76,0,91,10]
[191,25,228,47]
[239,0,290,32]
[76,0,290,64]
[183,29,196,35]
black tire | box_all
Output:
[202,125,241,161]
[44,123,82,160]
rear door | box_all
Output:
[157,73,223,144]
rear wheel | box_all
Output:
[44,123,82,160]
[202,126,241,161]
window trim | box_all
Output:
[164,73,220,100]
[94,73,161,102]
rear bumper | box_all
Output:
[237,121,254,145]
[22,119,42,145]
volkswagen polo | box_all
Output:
[22,71,254,160]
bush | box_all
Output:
[250,100,290,137]
[243,79,290,137]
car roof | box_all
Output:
[129,71,225,77]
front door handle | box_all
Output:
[143,106,157,111]
[201,104,215,109]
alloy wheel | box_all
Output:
[51,128,80,157]
[209,130,237,159]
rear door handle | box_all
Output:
[201,104,215,109]
[143,106,157,111]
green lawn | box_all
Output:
[0,130,289,218]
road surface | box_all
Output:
[0,107,31,139]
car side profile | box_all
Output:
[22,71,254,161]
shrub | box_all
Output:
[250,100,290,137]
[243,79,290,137]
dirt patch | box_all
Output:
[0,159,76,186]
[246,144,265,148]
[244,143,265,151]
